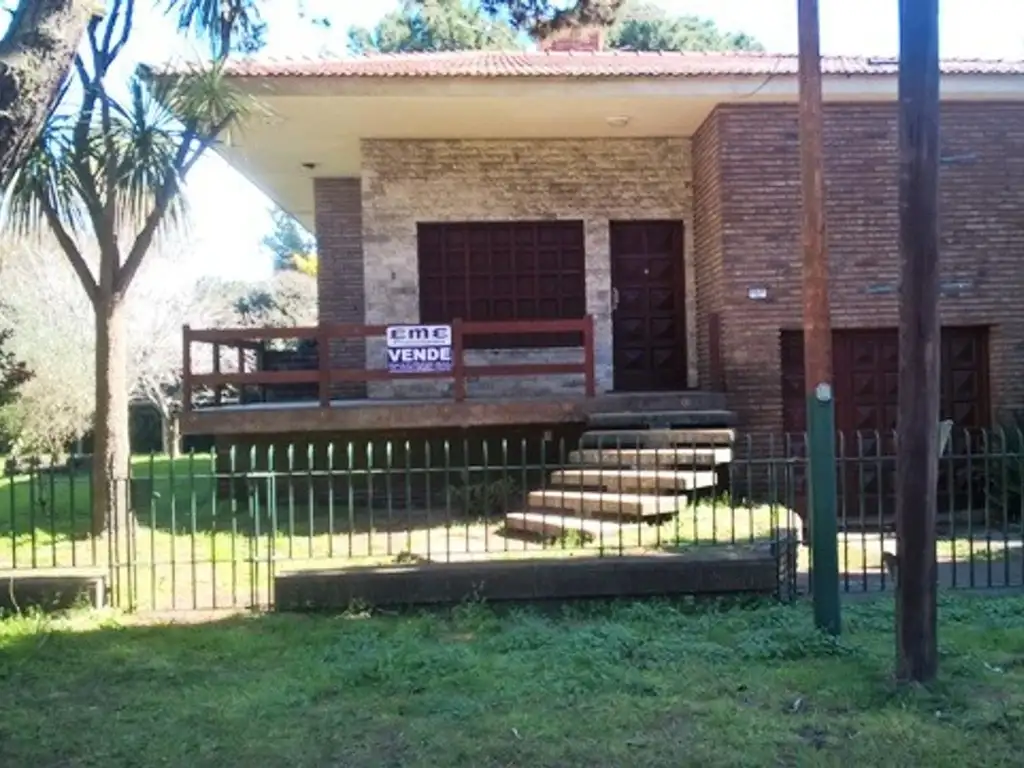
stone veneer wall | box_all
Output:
[356,138,696,399]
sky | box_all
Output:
[13,1,1024,281]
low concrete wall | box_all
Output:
[275,543,788,611]
[0,569,107,612]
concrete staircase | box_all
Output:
[503,392,736,545]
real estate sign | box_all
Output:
[385,324,453,374]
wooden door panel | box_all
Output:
[610,221,686,392]
[417,221,585,348]
[780,326,990,527]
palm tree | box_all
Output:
[3,0,250,532]
[0,0,98,190]
[0,1,612,191]
[163,0,267,58]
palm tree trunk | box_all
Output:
[91,295,131,535]
[0,0,96,189]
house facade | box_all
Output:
[181,49,1024,439]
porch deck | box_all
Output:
[181,391,728,435]
[181,318,723,435]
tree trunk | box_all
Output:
[161,410,181,460]
[91,295,131,535]
[0,0,96,189]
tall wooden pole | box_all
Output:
[797,0,840,635]
[896,0,941,683]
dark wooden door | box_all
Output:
[781,326,990,525]
[417,221,587,348]
[609,221,686,392]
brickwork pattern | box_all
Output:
[358,138,697,398]
[314,177,366,398]
[695,101,1024,434]
[692,110,725,389]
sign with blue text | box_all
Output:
[385,324,453,374]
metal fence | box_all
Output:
[2,428,1022,612]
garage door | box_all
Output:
[417,221,587,348]
[781,326,990,521]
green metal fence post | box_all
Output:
[267,472,277,610]
[807,385,841,635]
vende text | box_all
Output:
[387,347,452,363]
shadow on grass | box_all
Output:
[1,453,749,544]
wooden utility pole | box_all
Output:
[896,0,941,683]
[797,0,840,635]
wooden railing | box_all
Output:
[182,316,596,412]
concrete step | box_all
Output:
[549,468,717,493]
[580,428,735,449]
[589,391,727,413]
[568,447,733,468]
[527,489,683,518]
[587,410,736,430]
[503,511,627,542]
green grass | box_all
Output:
[1,454,213,540]
[3,595,1024,766]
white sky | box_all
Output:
[19,1,1024,280]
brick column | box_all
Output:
[692,110,726,392]
[314,178,366,399]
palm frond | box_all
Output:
[142,59,257,140]
[105,79,191,233]
[4,37,252,268]
[2,114,90,238]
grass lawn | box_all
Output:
[2,595,1024,766]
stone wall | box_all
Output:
[356,138,696,398]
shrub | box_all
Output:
[449,473,520,517]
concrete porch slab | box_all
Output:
[568,447,734,467]
[526,490,686,518]
[580,429,736,449]
[503,511,627,541]
[548,468,717,493]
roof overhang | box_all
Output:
[177,59,1024,230]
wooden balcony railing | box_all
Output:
[182,316,596,412]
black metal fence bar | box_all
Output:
[2,428,1022,612]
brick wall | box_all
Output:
[314,177,365,398]
[692,110,725,390]
[359,138,697,398]
[696,101,1024,434]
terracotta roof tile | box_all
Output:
[175,50,1024,79]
